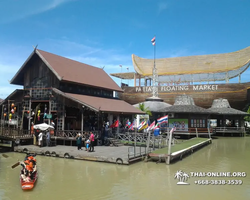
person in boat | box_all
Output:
[28,156,37,165]
[21,174,31,182]
[19,161,32,182]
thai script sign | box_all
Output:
[135,85,218,93]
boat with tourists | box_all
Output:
[12,153,38,190]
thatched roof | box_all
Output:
[207,98,249,115]
[160,94,214,114]
[111,46,250,83]
[133,97,171,112]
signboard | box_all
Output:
[135,85,219,93]
[0,139,12,147]
[169,119,189,131]
[46,114,52,119]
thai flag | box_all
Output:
[128,121,134,130]
[138,121,146,131]
[147,121,155,131]
[153,122,160,130]
[125,119,130,127]
[151,36,155,46]
[157,115,168,124]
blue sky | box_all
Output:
[0,0,250,99]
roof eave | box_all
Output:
[10,50,36,85]
[36,49,62,81]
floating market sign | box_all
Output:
[135,85,219,93]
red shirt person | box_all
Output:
[89,132,95,152]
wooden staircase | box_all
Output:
[107,138,124,147]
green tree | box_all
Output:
[244,106,250,122]
[138,103,152,116]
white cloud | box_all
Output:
[0,0,73,24]
[41,38,134,73]
[158,2,168,14]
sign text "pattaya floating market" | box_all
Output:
[135,85,219,93]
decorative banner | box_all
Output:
[169,119,189,131]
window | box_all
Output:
[191,119,206,128]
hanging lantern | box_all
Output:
[9,113,12,121]
[27,110,30,114]
[11,103,14,107]
[14,107,16,111]
[4,113,6,117]
[38,110,41,121]
[11,108,14,114]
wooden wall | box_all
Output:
[119,82,250,110]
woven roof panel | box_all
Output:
[132,46,250,76]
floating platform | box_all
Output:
[14,145,147,165]
[148,137,212,164]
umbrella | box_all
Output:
[33,123,54,131]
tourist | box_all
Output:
[35,129,39,146]
[76,133,82,150]
[38,132,43,147]
[89,132,95,152]
[85,139,90,151]
[46,129,51,147]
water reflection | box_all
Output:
[0,137,250,200]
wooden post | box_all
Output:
[48,98,51,125]
[208,127,211,138]
[28,89,32,132]
[8,100,10,128]
[20,106,25,130]
[196,128,198,137]
[1,104,4,135]
[167,128,173,165]
[62,97,65,131]
[134,126,136,156]
[81,108,84,133]
[145,130,151,161]
[134,73,136,87]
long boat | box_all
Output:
[20,154,38,190]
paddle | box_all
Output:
[11,161,20,169]
[2,154,9,158]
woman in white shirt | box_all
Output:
[38,132,43,147]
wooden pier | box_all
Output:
[13,144,150,165]
[148,137,212,164]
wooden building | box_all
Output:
[0,48,144,134]
[159,95,215,137]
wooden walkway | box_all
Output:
[148,137,212,164]
[14,145,148,165]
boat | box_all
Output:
[20,154,38,190]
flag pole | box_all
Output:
[154,35,156,69]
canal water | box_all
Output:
[0,137,249,200]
